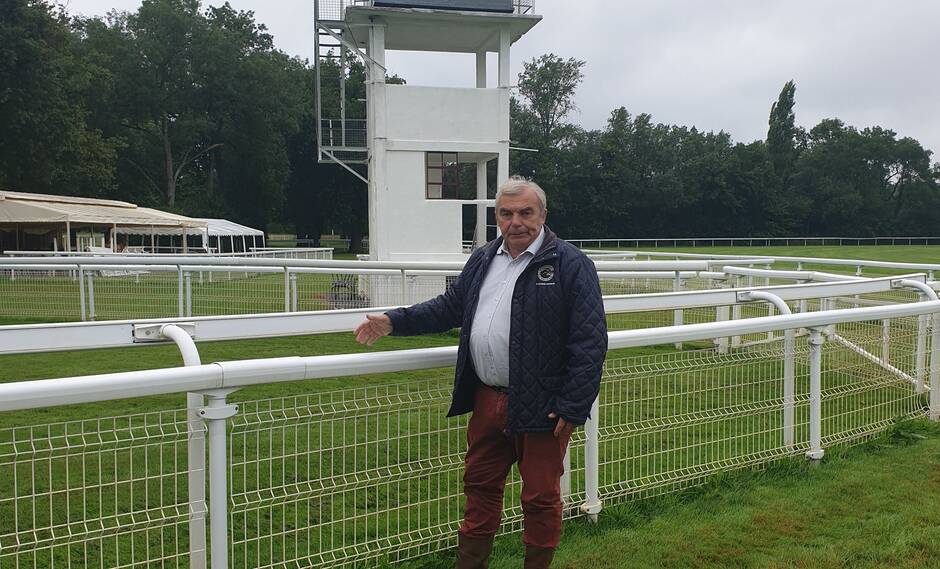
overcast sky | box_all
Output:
[63,0,940,159]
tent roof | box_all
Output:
[195,218,265,237]
[0,190,207,229]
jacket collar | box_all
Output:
[497,226,546,258]
[486,226,557,265]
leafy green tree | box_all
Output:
[516,54,585,146]
[113,0,220,207]
[767,80,801,183]
[0,0,121,197]
[788,120,937,235]
[77,0,311,230]
[193,5,308,229]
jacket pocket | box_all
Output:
[537,374,566,393]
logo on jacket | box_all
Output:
[537,265,555,282]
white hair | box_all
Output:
[495,176,547,211]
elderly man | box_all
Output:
[355,176,607,568]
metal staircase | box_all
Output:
[314,1,373,173]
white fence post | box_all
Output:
[916,294,928,393]
[767,304,776,342]
[78,265,87,321]
[185,272,193,318]
[200,390,239,569]
[290,274,298,312]
[853,265,862,308]
[155,324,208,569]
[581,396,601,522]
[400,269,407,305]
[806,328,825,461]
[673,272,684,350]
[783,326,796,449]
[822,297,836,336]
[715,305,730,354]
[284,268,291,313]
[86,270,96,321]
[882,319,891,366]
[177,266,185,317]
[931,312,940,421]
[731,277,742,348]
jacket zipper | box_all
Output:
[505,244,558,432]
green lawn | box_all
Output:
[1,325,929,568]
[404,420,940,569]
[643,244,940,260]
[633,245,940,278]
[2,246,936,324]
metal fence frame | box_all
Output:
[0,256,778,322]
[2,289,939,567]
[570,237,940,248]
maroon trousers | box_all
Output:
[458,385,570,549]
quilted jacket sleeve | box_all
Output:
[554,252,608,424]
[385,250,480,336]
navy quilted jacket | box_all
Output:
[386,227,608,432]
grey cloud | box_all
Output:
[64,0,940,156]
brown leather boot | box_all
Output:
[523,545,555,569]
[455,534,494,569]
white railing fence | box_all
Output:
[0,257,773,323]
[0,264,451,322]
[1,301,939,568]
[3,248,335,260]
[1,273,932,356]
[624,251,939,281]
[6,251,940,325]
[570,237,940,248]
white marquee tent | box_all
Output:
[0,190,207,252]
[194,218,266,253]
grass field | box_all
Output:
[643,244,939,259]
[636,245,940,278]
[402,419,940,569]
[1,245,938,568]
[2,245,937,325]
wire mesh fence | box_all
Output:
[91,269,182,320]
[0,410,201,569]
[596,316,925,505]
[5,266,755,324]
[6,234,940,569]
[229,379,468,568]
[0,268,83,322]
[192,271,286,317]
[0,308,934,568]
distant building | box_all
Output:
[0,191,264,254]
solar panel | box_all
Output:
[372,0,514,13]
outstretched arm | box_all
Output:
[353,248,483,344]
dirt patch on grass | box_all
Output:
[749,510,809,539]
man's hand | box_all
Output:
[547,412,574,439]
[355,314,393,346]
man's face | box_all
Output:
[496,187,547,255]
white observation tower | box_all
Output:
[315,0,540,261]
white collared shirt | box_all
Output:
[469,228,546,387]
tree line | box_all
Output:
[513,58,940,238]
[2,0,938,243]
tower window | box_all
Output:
[426,152,476,200]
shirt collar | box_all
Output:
[498,226,546,258]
